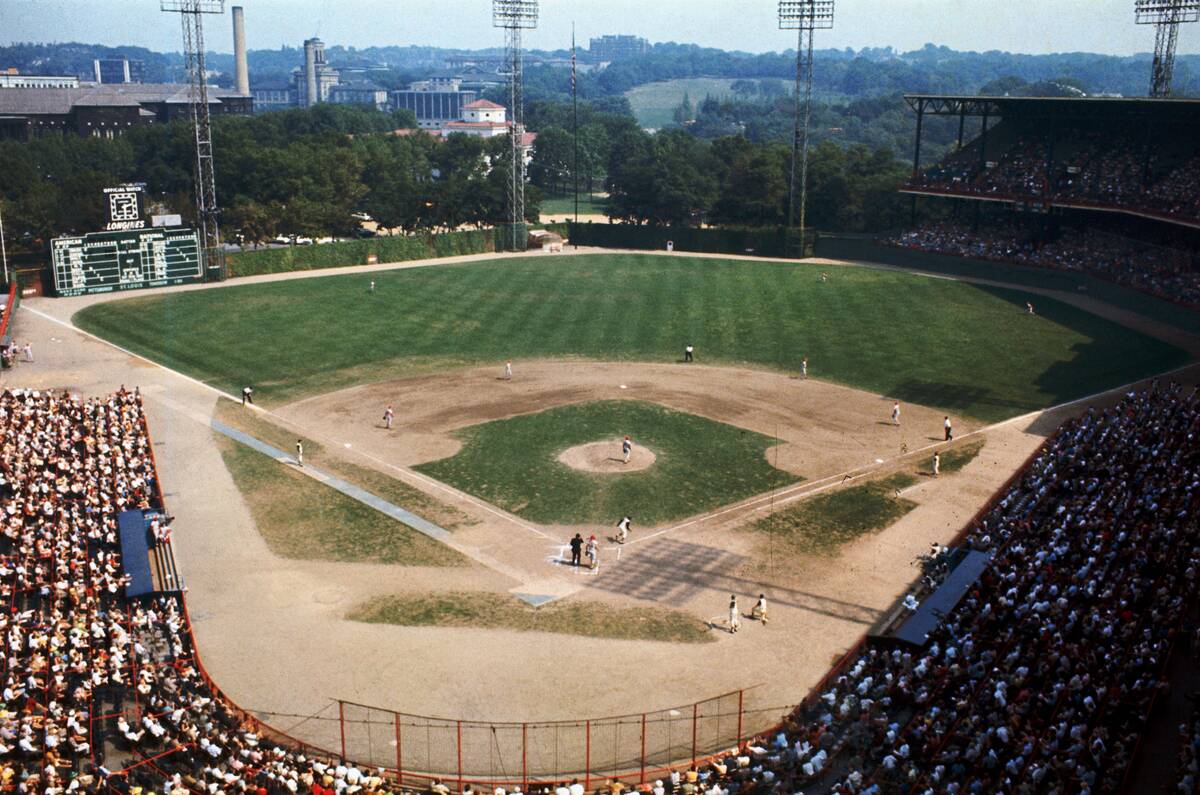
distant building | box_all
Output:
[251,80,296,113]
[328,81,388,111]
[0,69,79,89]
[0,84,252,141]
[390,89,478,130]
[589,35,650,61]
[442,99,511,138]
[294,38,340,106]
[93,58,146,85]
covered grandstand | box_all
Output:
[891,94,1200,307]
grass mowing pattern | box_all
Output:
[213,399,474,531]
[416,400,795,525]
[73,254,1192,421]
[349,591,714,644]
[215,435,467,566]
[746,473,919,556]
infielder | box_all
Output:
[932,451,940,477]
[751,594,768,625]
[504,359,513,380]
[383,405,394,429]
[295,440,304,467]
[616,515,632,544]
[801,358,808,379]
[891,401,901,426]
[728,595,740,634]
[944,416,953,441]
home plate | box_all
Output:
[620,385,628,389]
[875,458,884,463]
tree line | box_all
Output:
[1,100,915,251]
[0,104,542,248]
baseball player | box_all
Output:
[295,440,304,468]
[622,435,633,464]
[684,344,694,363]
[800,358,808,379]
[891,401,901,426]
[944,416,953,441]
[728,595,740,634]
[751,594,768,625]
[383,405,394,429]
[369,280,376,293]
[242,386,254,406]
[586,535,598,569]
[504,359,513,380]
[932,451,940,477]
[616,516,632,544]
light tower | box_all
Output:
[161,0,225,278]
[493,0,538,251]
[779,1,834,257]
[1135,0,1200,97]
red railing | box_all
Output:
[0,280,18,340]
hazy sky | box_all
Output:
[0,0,1197,56]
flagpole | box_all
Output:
[572,22,579,226]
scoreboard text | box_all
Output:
[51,228,204,297]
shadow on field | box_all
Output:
[889,379,1011,415]
[589,538,881,625]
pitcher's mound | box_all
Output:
[557,441,656,473]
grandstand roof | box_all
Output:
[904,94,1200,122]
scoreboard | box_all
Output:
[51,228,204,297]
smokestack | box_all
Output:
[304,38,318,107]
[232,6,249,96]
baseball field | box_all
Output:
[33,247,1197,774]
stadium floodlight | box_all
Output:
[160,0,225,12]
[778,0,835,30]
[779,1,834,259]
[1134,0,1200,97]
[493,0,539,29]
[493,1,539,252]
[161,0,227,279]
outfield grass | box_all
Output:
[215,434,467,566]
[539,193,608,219]
[416,400,793,524]
[213,399,475,531]
[745,473,919,556]
[349,591,714,643]
[73,253,1191,421]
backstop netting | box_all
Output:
[333,689,776,787]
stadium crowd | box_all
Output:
[886,221,1200,306]
[1176,702,1199,794]
[908,126,1200,225]
[3,380,1199,794]
[0,387,380,795]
